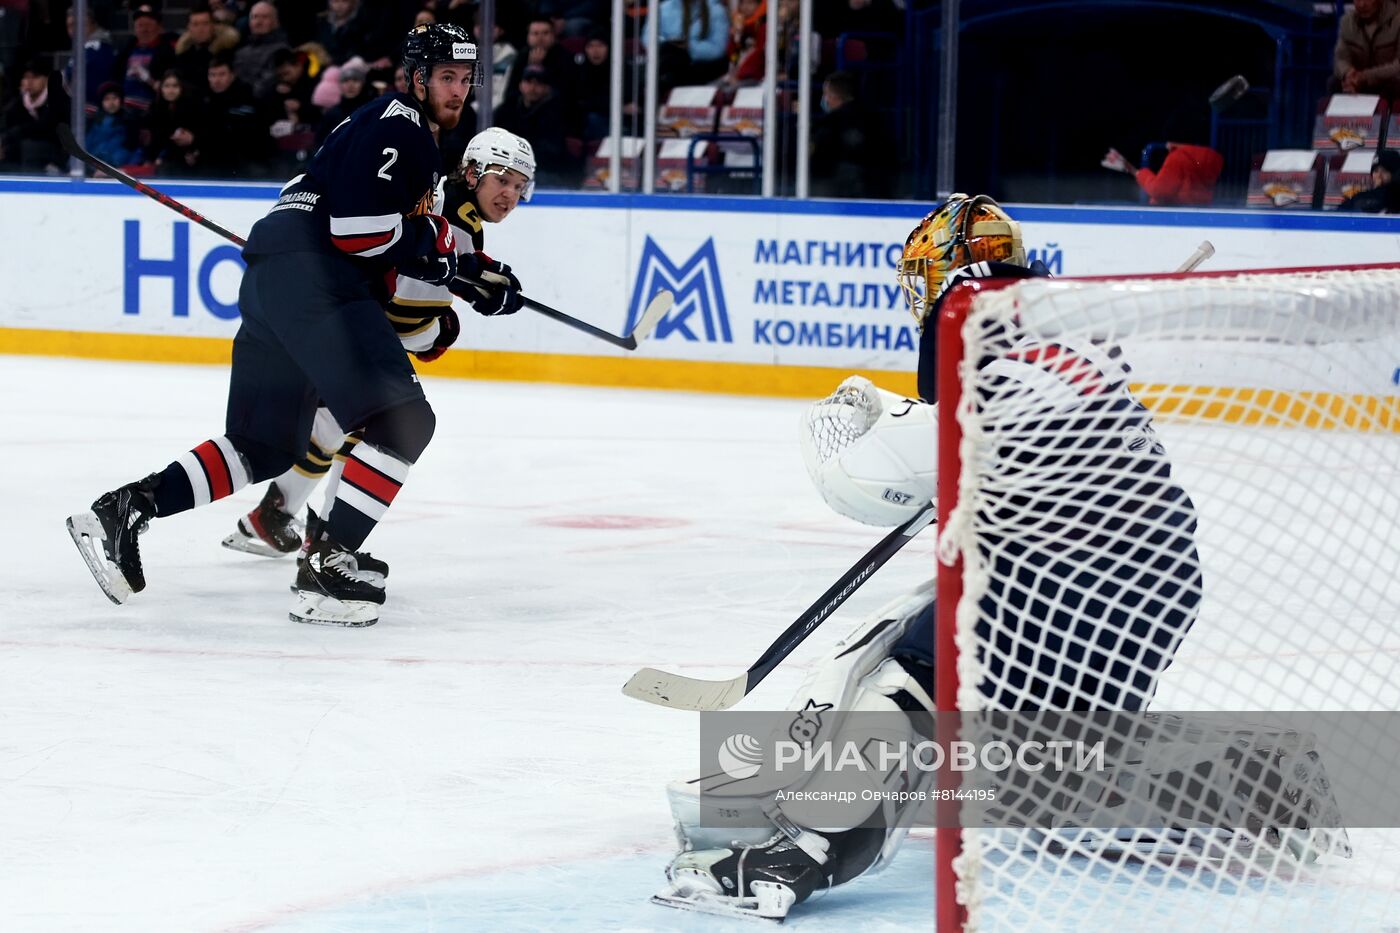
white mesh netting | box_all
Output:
[941,268,1400,931]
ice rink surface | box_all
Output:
[0,357,937,932]
[4,356,1398,932]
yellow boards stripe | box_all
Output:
[3,327,1397,429]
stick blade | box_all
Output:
[627,290,674,345]
[622,667,748,711]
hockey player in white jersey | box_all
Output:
[221,127,536,568]
[651,194,1208,921]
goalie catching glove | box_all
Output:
[799,375,938,526]
[453,251,524,316]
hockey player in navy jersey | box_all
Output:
[219,127,536,570]
[649,195,1206,922]
[66,23,496,627]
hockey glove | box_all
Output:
[399,214,459,287]
[456,251,524,316]
[413,308,460,363]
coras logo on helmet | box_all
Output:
[401,23,482,89]
[897,193,1025,327]
[462,127,537,201]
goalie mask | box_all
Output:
[897,193,1025,328]
[462,127,536,201]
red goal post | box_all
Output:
[933,263,1400,933]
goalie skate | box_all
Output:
[221,484,304,557]
[290,539,385,627]
[652,876,795,924]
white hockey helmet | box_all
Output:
[799,376,939,527]
[462,127,536,201]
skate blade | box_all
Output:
[66,512,131,605]
[221,531,298,558]
[651,891,788,924]
[290,591,378,627]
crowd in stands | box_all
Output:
[0,0,898,198]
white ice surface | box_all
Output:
[0,357,937,932]
[4,357,1397,932]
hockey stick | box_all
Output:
[58,122,249,246]
[449,278,673,351]
[56,123,670,350]
[1175,240,1216,273]
[622,503,937,711]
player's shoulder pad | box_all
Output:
[442,178,485,238]
[942,260,1046,295]
[355,94,436,150]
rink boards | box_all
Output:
[1,177,1399,406]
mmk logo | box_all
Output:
[626,236,731,342]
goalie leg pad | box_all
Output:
[657,582,939,919]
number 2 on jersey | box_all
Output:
[378,148,398,181]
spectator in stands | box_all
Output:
[1333,0,1400,98]
[646,0,731,90]
[175,2,240,94]
[810,69,888,198]
[315,59,375,143]
[727,0,765,83]
[1103,140,1224,206]
[260,47,319,172]
[0,58,71,172]
[392,63,409,95]
[494,64,572,187]
[116,5,175,116]
[474,9,517,109]
[536,0,607,39]
[86,81,138,166]
[503,16,573,110]
[1339,148,1400,211]
[314,0,371,65]
[233,0,288,99]
[64,5,118,112]
[730,0,818,84]
[200,53,268,177]
[141,68,200,174]
[208,0,245,29]
[570,26,611,141]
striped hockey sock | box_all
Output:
[153,436,252,516]
[272,437,336,516]
[324,442,408,550]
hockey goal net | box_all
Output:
[933,265,1400,932]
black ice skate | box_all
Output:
[66,474,159,605]
[290,536,387,627]
[297,508,389,587]
[654,831,834,923]
[221,483,304,557]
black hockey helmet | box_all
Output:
[401,22,482,90]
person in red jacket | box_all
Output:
[1102,142,1225,206]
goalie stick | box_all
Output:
[622,503,936,711]
[1175,240,1216,273]
[56,123,669,351]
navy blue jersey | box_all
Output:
[915,261,1202,710]
[917,260,1044,404]
[244,93,442,272]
